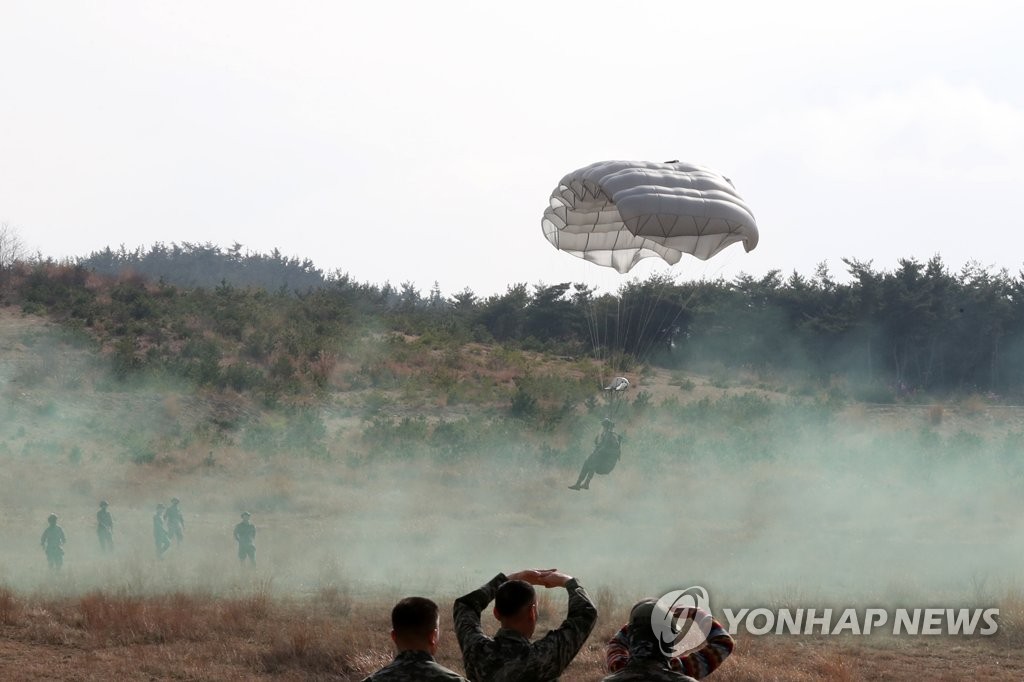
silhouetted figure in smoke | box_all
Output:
[569,418,622,490]
[362,597,468,681]
[153,504,171,559]
[165,497,184,546]
[41,513,66,570]
[234,511,256,565]
[97,500,113,553]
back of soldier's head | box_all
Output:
[627,599,664,649]
[391,596,439,640]
[495,579,536,618]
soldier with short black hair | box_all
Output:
[362,597,468,681]
[454,568,597,682]
[41,513,66,569]
[234,512,256,564]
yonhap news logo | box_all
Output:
[721,606,1000,636]
[651,587,714,657]
[655,587,999,641]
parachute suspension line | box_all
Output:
[605,295,620,415]
[587,294,608,394]
[631,272,677,369]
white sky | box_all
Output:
[2,1,1023,296]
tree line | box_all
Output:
[4,240,1024,400]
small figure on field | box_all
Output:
[234,511,256,565]
[362,596,468,681]
[153,504,171,559]
[165,497,184,546]
[602,599,734,681]
[454,568,597,682]
[96,500,113,553]
[569,418,622,490]
[41,513,66,570]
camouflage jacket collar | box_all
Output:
[393,649,436,664]
[493,627,532,646]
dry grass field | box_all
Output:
[1,585,1024,680]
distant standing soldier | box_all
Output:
[41,513,66,570]
[569,418,622,490]
[97,500,113,553]
[153,504,171,559]
[234,512,256,565]
[165,497,184,546]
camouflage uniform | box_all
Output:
[605,606,734,680]
[153,510,171,558]
[603,658,697,681]
[165,501,184,544]
[361,649,468,681]
[234,517,256,563]
[569,424,621,490]
[41,521,66,569]
[97,504,113,553]
[454,573,597,682]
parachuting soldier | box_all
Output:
[569,418,622,490]
[41,513,66,570]
[234,511,256,564]
[454,568,597,682]
[97,500,113,553]
[165,497,184,546]
[362,597,468,681]
[153,504,171,558]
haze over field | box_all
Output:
[3,312,1022,617]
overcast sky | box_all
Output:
[2,1,1022,296]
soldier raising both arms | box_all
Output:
[602,599,734,681]
[454,568,597,682]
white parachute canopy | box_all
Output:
[603,376,630,391]
[542,160,758,273]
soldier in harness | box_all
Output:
[569,418,622,490]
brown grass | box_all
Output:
[0,589,1022,680]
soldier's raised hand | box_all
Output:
[506,568,557,585]
[535,570,573,588]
